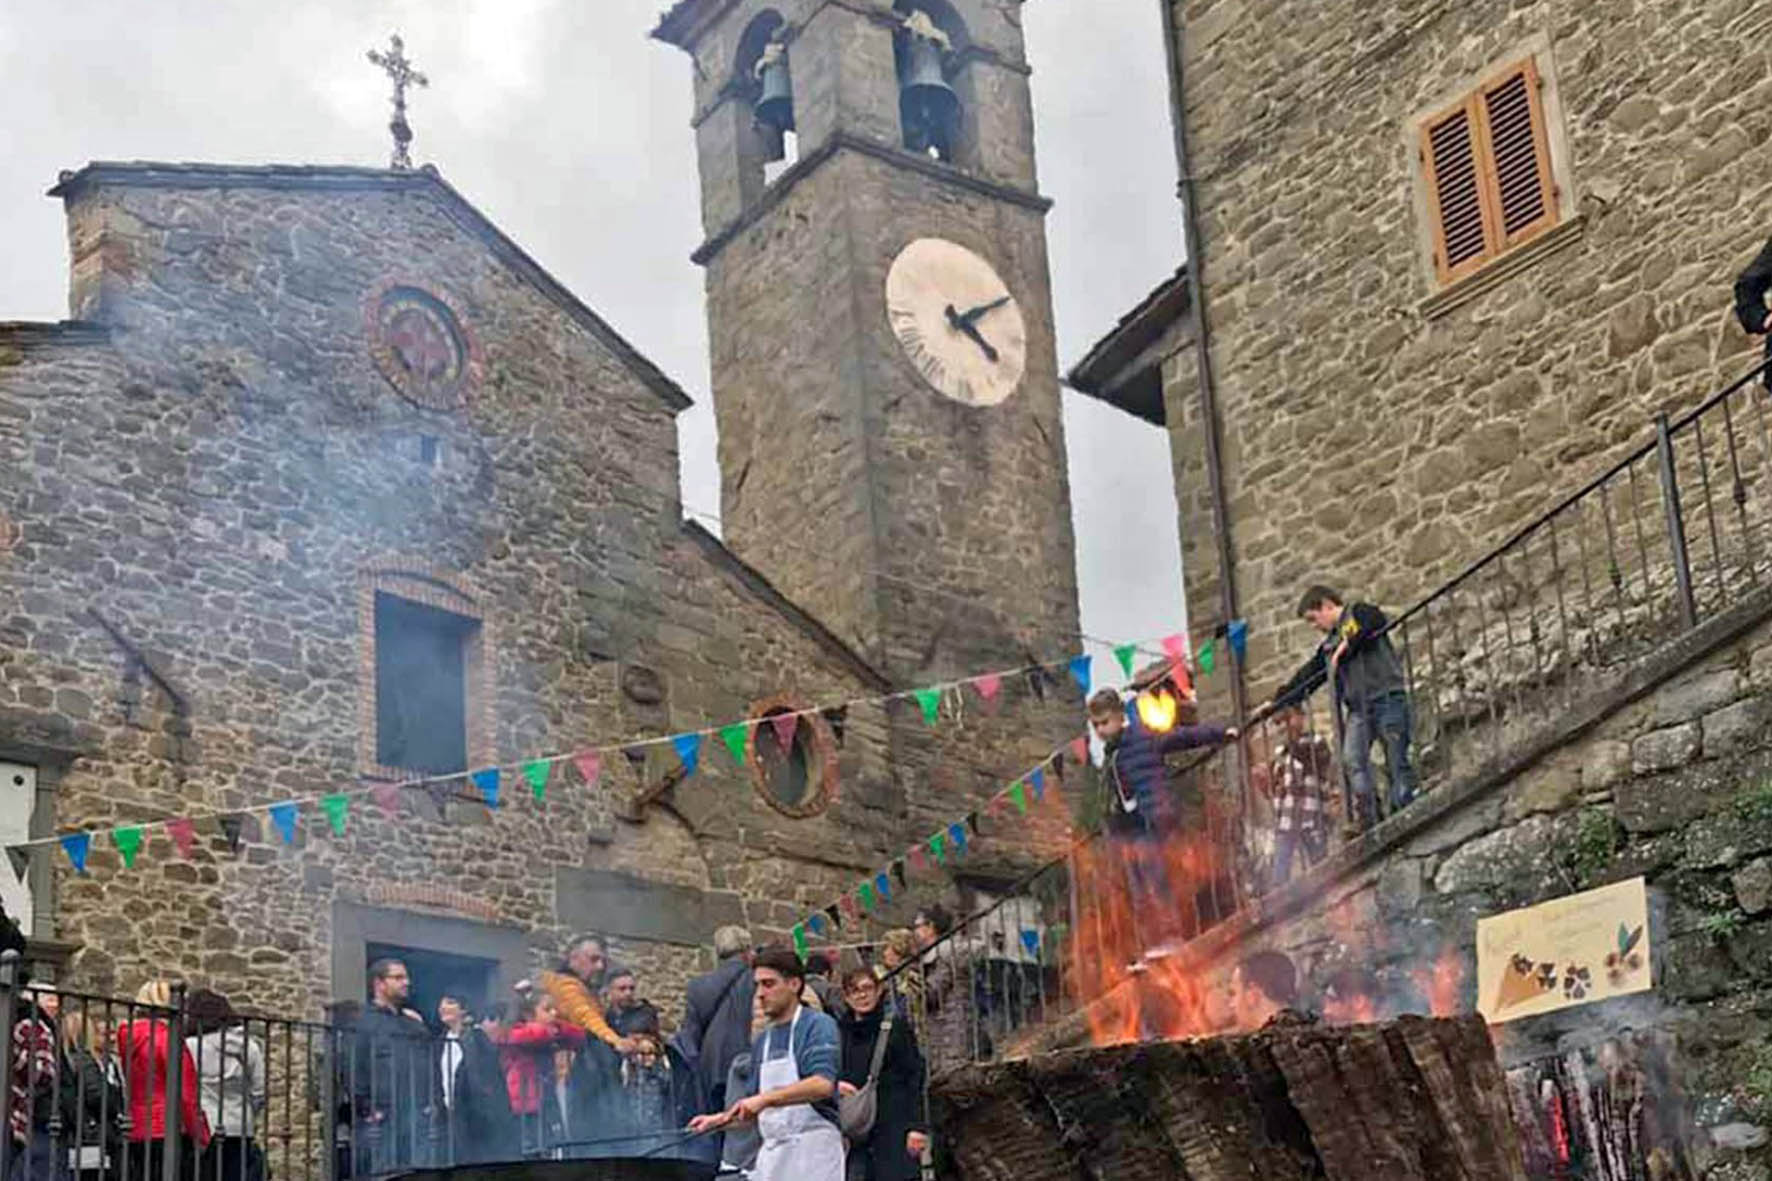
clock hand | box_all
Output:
[959,295,1011,326]
[944,304,1000,363]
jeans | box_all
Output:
[1114,830,1174,949]
[1272,826,1326,886]
[1343,691,1416,827]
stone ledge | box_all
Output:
[1417,215,1587,321]
[1173,576,1772,974]
[0,322,110,350]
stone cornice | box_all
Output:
[691,131,1051,266]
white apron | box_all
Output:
[751,1006,845,1181]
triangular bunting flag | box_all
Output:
[792,924,808,960]
[166,818,196,860]
[1228,618,1248,662]
[425,781,452,819]
[770,712,799,751]
[891,859,907,888]
[1114,643,1138,678]
[875,872,892,903]
[824,903,843,930]
[671,733,703,777]
[112,825,143,869]
[948,821,968,855]
[1162,633,1190,665]
[1069,736,1089,765]
[372,783,402,816]
[522,760,551,802]
[1009,782,1027,815]
[973,673,1002,705]
[573,750,603,789]
[622,746,649,777]
[965,811,980,837]
[1199,639,1216,675]
[219,814,245,853]
[839,894,859,921]
[912,687,942,726]
[929,831,946,864]
[268,803,298,845]
[321,793,349,836]
[858,881,875,913]
[719,723,750,767]
[1068,656,1092,695]
[472,768,501,809]
[1030,767,1047,801]
[808,912,828,937]
[1026,666,1047,702]
[1020,929,1040,957]
[5,847,27,884]
[60,832,90,874]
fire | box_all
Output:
[1412,946,1466,1017]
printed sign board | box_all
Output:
[1477,876,1651,1023]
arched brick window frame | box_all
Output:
[357,564,495,781]
[745,693,839,818]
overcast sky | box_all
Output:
[0,0,1186,683]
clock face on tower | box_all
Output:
[885,238,1028,407]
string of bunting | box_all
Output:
[19,621,1247,884]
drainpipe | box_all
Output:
[1158,0,1246,725]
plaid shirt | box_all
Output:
[1270,733,1332,835]
[10,1015,57,1141]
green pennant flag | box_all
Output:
[859,880,876,913]
[1114,643,1138,678]
[1199,638,1216,675]
[720,722,750,767]
[1009,782,1028,815]
[522,760,550,802]
[929,830,947,863]
[792,923,808,960]
[112,826,143,869]
[321,793,349,837]
[913,687,941,726]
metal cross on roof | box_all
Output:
[366,33,429,170]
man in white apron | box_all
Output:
[689,946,845,1180]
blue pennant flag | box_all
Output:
[1020,929,1040,957]
[875,872,892,903]
[948,821,967,855]
[1068,655,1092,695]
[269,803,298,845]
[808,912,828,937]
[672,733,703,777]
[60,832,90,874]
[1029,767,1046,801]
[1228,618,1249,662]
[472,768,501,809]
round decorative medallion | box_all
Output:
[364,282,481,411]
[747,697,839,819]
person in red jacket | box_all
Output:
[119,980,210,1181]
[499,990,584,1154]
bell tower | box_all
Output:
[654,0,1080,685]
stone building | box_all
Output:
[0,0,1081,1022]
[1071,0,1772,694]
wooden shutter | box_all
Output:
[1421,58,1558,284]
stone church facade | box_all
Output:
[0,0,1081,1022]
[1073,0,1772,698]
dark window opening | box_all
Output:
[374,592,475,775]
[758,707,812,810]
[365,942,498,1027]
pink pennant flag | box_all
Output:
[372,783,402,817]
[770,712,799,751]
[908,845,927,873]
[1162,633,1190,665]
[1069,736,1088,764]
[166,818,196,861]
[973,673,1002,704]
[573,751,603,788]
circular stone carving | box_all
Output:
[747,696,839,819]
[364,282,481,411]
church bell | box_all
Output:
[898,35,958,158]
[754,50,796,135]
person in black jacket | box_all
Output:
[433,993,515,1166]
[351,960,432,1175]
[1264,585,1415,831]
[1735,237,1772,391]
[59,1009,124,1181]
[836,968,927,1181]
[675,927,755,1112]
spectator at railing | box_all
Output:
[1734,237,1772,391]
[875,929,925,1040]
[314,1001,359,1180]
[349,960,429,1176]
[11,987,60,1181]
[837,968,927,1181]
[58,1010,123,1181]
[184,989,265,1181]
[912,906,980,1071]
[1264,707,1334,887]
[433,992,514,1166]
[803,953,846,1023]
[592,967,698,1158]
[501,988,584,1155]
[538,936,639,1064]
[676,926,755,1113]
[1267,586,1416,830]
[120,981,209,1181]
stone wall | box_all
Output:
[1162,0,1772,697]
[0,165,1069,1025]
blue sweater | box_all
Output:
[1102,714,1227,835]
[745,1006,841,1127]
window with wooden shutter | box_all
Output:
[1421,59,1559,285]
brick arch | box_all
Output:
[356,562,496,780]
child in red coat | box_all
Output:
[499,990,585,1153]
